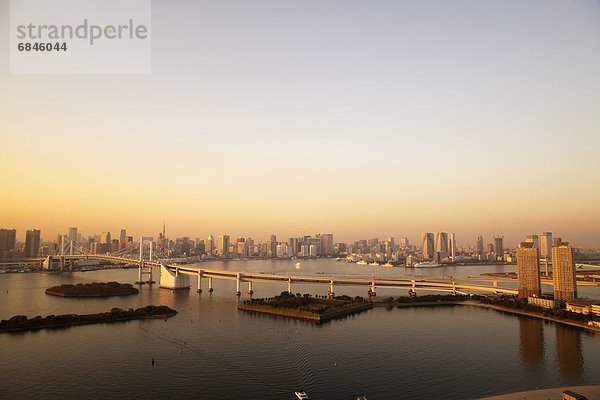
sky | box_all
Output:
[1,0,600,247]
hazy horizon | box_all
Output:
[1,0,599,248]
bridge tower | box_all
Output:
[135,237,155,285]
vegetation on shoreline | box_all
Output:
[0,305,177,333]
[240,291,372,321]
[45,282,139,297]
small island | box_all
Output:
[0,305,177,333]
[45,282,139,297]
[238,291,373,322]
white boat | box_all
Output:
[369,262,380,266]
[295,391,309,399]
[413,261,441,268]
[382,262,393,268]
[356,260,368,265]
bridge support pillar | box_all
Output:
[197,270,203,293]
[159,265,190,290]
[368,282,376,297]
[248,280,253,295]
[493,281,498,288]
[328,280,334,298]
[208,277,213,292]
[236,273,241,296]
[287,277,292,294]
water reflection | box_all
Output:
[519,317,544,367]
[556,325,584,381]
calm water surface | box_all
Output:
[1,260,599,399]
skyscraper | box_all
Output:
[24,229,41,258]
[0,229,17,261]
[216,235,230,256]
[206,235,214,255]
[476,234,484,255]
[320,234,334,256]
[539,232,553,259]
[517,242,541,299]
[434,232,448,258]
[494,236,504,258]
[421,233,434,259]
[448,233,456,262]
[525,234,539,249]
[68,227,78,243]
[120,229,127,245]
[101,232,111,244]
[552,240,577,302]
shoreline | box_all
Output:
[476,384,600,400]
[0,305,177,333]
[370,299,600,333]
[238,302,373,322]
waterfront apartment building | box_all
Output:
[0,228,17,261]
[517,242,541,298]
[24,229,41,258]
[552,240,577,302]
[421,233,434,259]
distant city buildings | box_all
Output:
[539,232,553,259]
[421,233,434,259]
[0,228,17,261]
[24,229,41,258]
[517,242,541,298]
[552,240,577,302]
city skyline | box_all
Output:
[2,223,596,251]
[1,0,600,247]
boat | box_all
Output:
[382,262,393,268]
[369,262,380,266]
[295,391,309,399]
[413,261,441,268]
[356,260,368,266]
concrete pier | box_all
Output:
[159,265,191,290]
[235,273,241,296]
[248,280,253,295]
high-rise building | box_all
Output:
[525,234,539,249]
[448,233,456,262]
[288,237,299,256]
[269,234,277,258]
[68,227,78,243]
[400,237,409,248]
[320,234,334,256]
[552,240,577,302]
[236,237,247,257]
[120,229,127,245]
[476,234,484,255]
[216,235,230,256]
[24,229,41,258]
[539,232,553,259]
[435,232,448,258]
[0,229,17,261]
[494,236,504,258]
[101,232,111,244]
[206,235,214,255]
[421,233,434,259]
[517,242,541,298]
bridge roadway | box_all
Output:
[167,265,519,295]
